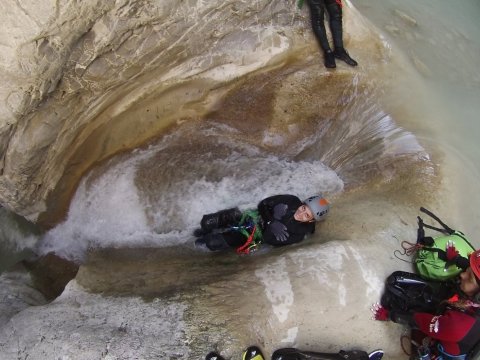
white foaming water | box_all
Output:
[37,137,344,262]
[37,156,153,261]
[151,155,344,232]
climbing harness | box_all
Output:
[231,209,263,254]
[236,225,257,254]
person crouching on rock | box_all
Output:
[372,249,480,359]
[194,194,330,254]
[306,0,358,68]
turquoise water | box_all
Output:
[353,0,480,169]
[353,0,480,236]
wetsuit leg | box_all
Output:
[325,0,358,66]
[307,0,330,52]
[307,0,336,68]
[201,233,231,251]
[200,207,242,232]
[222,231,247,248]
[324,0,343,49]
[200,231,245,251]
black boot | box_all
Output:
[194,237,206,247]
[200,213,220,232]
[333,47,358,66]
[324,50,336,68]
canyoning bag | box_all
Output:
[414,207,475,281]
[271,348,383,360]
[380,271,454,313]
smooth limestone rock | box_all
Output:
[0,264,47,325]
[0,1,432,359]
[0,0,382,227]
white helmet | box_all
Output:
[304,195,330,221]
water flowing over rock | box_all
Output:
[1,0,382,226]
[0,1,440,359]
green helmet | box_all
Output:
[304,195,330,221]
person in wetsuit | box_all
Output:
[194,194,330,252]
[306,0,358,68]
[373,249,480,359]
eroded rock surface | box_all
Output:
[0,0,381,226]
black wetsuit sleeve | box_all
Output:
[257,194,301,223]
[257,194,315,246]
[263,226,314,246]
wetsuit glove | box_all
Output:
[269,220,289,243]
[273,203,288,220]
[446,241,459,261]
[371,303,390,321]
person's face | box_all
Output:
[459,267,480,297]
[294,204,314,223]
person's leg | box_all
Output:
[195,207,242,236]
[223,231,247,248]
[324,0,343,50]
[196,230,245,251]
[307,0,330,51]
[306,0,336,68]
[324,0,358,66]
[197,233,230,251]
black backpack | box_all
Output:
[381,271,480,360]
[380,271,455,314]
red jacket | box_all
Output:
[414,307,480,355]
